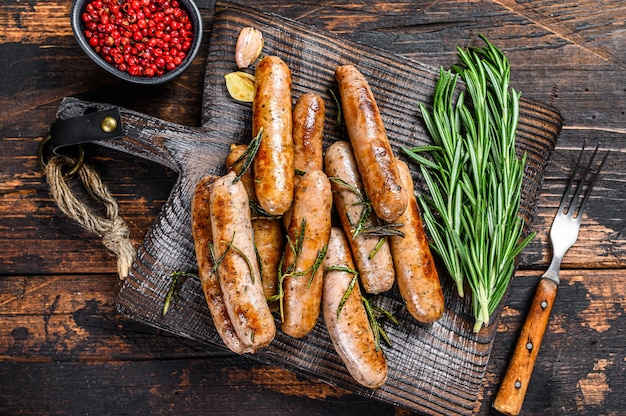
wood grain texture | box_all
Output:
[1,270,623,415]
[2,0,626,415]
[46,2,560,415]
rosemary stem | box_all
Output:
[404,36,532,332]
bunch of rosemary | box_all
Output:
[403,36,534,332]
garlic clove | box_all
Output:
[235,27,264,69]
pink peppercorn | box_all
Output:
[81,0,194,77]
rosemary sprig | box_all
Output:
[328,177,370,238]
[222,235,257,285]
[271,247,328,321]
[403,35,535,332]
[249,201,282,221]
[328,176,404,240]
[294,218,306,259]
[269,218,328,322]
[208,239,228,277]
[307,245,328,288]
[267,256,285,309]
[163,231,241,316]
[325,264,397,351]
[163,271,200,316]
[361,223,405,238]
[328,88,342,125]
[228,127,263,184]
[361,296,398,351]
[325,265,359,318]
[368,237,385,260]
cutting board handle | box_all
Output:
[54,96,228,177]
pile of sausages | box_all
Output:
[190,56,445,388]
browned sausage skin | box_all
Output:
[251,219,283,302]
[191,175,254,354]
[323,227,388,389]
[209,171,276,351]
[390,161,445,323]
[324,141,395,294]
[292,92,325,178]
[283,92,326,227]
[334,64,407,223]
[226,144,283,302]
[252,56,294,216]
[281,170,333,338]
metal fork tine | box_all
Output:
[578,148,610,217]
[568,142,599,217]
[558,140,588,215]
[558,141,610,219]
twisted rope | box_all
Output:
[44,155,136,279]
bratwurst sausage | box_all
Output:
[324,140,395,294]
[209,171,276,350]
[252,56,294,216]
[390,161,445,323]
[334,64,407,222]
[226,144,283,302]
[191,175,254,354]
[281,169,333,338]
[323,227,388,389]
[292,92,325,178]
[284,92,326,227]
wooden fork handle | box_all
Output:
[493,278,558,415]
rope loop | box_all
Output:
[38,133,85,179]
[43,154,136,280]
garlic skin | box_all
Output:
[235,27,264,69]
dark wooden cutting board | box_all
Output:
[54,1,563,414]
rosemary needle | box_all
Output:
[403,35,535,332]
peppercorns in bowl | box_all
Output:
[71,0,203,85]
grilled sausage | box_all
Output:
[323,227,388,389]
[284,92,326,227]
[281,169,333,338]
[390,161,445,323]
[252,55,294,216]
[292,92,325,178]
[226,144,283,302]
[191,175,254,354]
[251,219,283,302]
[209,171,276,350]
[324,141,395,294]
[334,64,407,222]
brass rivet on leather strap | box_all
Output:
[100,116,118,133]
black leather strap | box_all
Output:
[48,107,124,155]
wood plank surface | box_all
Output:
[1,270,623,414]
[60,3,561,414]
[1,0,624,415]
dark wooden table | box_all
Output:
[1,0,624,415]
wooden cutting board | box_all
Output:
[54,1,563,414]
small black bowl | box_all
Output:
[70,0,203,85]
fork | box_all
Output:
[493,141,609,416]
